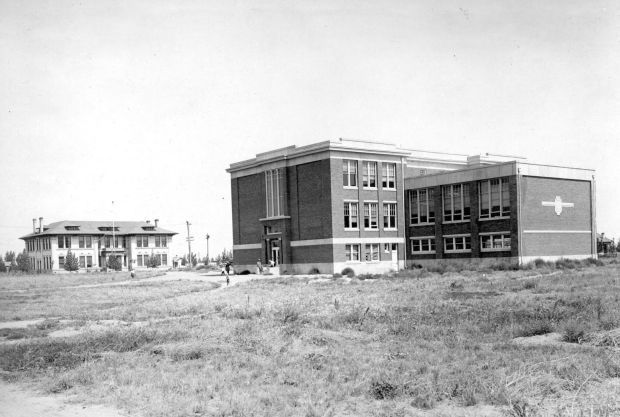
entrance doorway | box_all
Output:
[391,243,398,270]
[268,239,280,266]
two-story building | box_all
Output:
[20,219,177,272]
[228,139,597,275]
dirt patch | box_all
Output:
[513,332,566,347]
[0,380,130,417]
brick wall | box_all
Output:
[520,176,593,257]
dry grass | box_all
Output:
[1,264,619,416]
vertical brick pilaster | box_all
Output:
[470,181,480,258]
[434,185,443,259]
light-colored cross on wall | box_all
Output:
[542,196,574,215]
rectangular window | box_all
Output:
[381,163,396,189]
[442,184,470,222]
[86,256,93,267]
[480,233,512,251]
[342,160,357,187]
[362,161,377,188]
[479,178,510,219]
[105,237,111,248]
[161,236,167,247]
[411,237,436,254]
[344,202,359,229]
[364,243,380,261]
[79,236,85,248]
[143,236,149,247]
[363,202,379,230]
[410,189,435,225]
[114,237,119,248]
[59,256,65,269]
[383,203,397,229]
[79,256,85,268]
[136,236,142,248]
[162,254,167,266]
[265,169,283,218]
[155,236,161,247]
[345,244,360,261]
[444,236,472,253]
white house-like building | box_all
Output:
[20,218,177,272]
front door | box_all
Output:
[391,243,398,270]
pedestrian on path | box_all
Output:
[225,262,231,286]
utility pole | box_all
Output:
[186,221,194,267]
[205,234,210,264]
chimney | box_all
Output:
[154,219,159,228]
[32,218,37,234]
[39,217,43,233]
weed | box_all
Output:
[341,267,355,278]
[370,379,398,400]
[308,267,320,275]
[562,319,589,343]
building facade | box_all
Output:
[20,219,177,272]
[228,139,596,275]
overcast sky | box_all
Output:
[1,0,619,259]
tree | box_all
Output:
[0,260,6,273]
[5,251,16,267]
[181,253,197,267]
[213,248,233,266]
[146,254,161,268]
[64,250,79,272]
[107,255,122,271]
[16,250,30,272]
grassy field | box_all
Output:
[1,262,619,417]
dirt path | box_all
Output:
[0,380,128,417]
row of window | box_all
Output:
[344,202,397,230]
[343,160,396,189]
[52,235,168,249]
[410,233,512,254]
[26,238,52,252]
[136,254,168,267]
[345,243,395,262]
[30,256,54,270]
[409,178,511,225]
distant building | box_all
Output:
[227,139,597,275]
[597,233,614,255]
[20,218,177,272]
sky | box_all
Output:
[1,0,619,259]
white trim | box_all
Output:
[478,231,511,236]
[444,249,472,254]
[442,233,471,238]
[290,237,406,247]
[442,220,470,225]
[410,235,435,239]
[343,186,358,190]
[478,216,510,222]
[364,199,379,203]
[382,200,397,204]
[259,215,291,221]
[343,199,359,203]
[522,230,592,234]
[233,243,262,250]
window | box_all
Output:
[362,161,377,188]
[78,236,92,248]
[162,254,168,266]
[137,236,149,248]
[365,243,380,261]
[58,236,71,248]
[161,236,167,247]
[342,160,357,187]
[479,178,510,219]
[345,244,360,261]
[105,237,111,248]
[86,256,93,267]
[383,203,397,229]
[442,184,470,222]
[480,233,511,251]
[363,202,379,230]
[155,236,161,247]
[59,256,65,269]
[381,163,396,189]
[79,256,85,268]
[411,237,436,254]
[265,169,283,217]
[444,235,472,253]
[344,202,359,229]
[410,189,435,225]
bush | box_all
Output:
[107,255,122,271]
[584,257,605,267]
[64,250,79,272]
[308,267,320,274]
[332,273,342,278]
[146,255,161,268]
[341,267,355,278]
[562,319,589,343]
[516,319,554,337]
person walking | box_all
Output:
[256,259,263,274]
[224,262,231,286]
